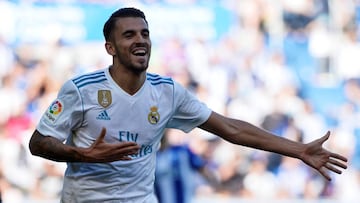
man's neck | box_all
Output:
[109,65,146,95]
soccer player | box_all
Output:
[28,7,348,203]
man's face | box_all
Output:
[108,17,151,73]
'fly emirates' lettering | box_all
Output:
[118,131,153,158]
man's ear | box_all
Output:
[105,41,116,56]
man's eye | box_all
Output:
[143,32,149,37]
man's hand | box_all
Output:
[300,131,348,181]
[81,128,140,162]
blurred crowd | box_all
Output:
[1,0,360,202]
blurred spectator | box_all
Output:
[294,101,327,143]
[211,141,245,196]
[242,152,278,199]
[260,110,289,174]
[155,129,218,203]
[0,38,14,80]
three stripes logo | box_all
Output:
[96,110,111,120]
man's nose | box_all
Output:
[134,33,146,43]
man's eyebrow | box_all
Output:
[122,30,136,35]
[122,28,149,35]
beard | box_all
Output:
[115,47,150,75]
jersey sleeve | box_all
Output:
[36,80,83,142]
[166,82,212,133]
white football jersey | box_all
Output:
[36,67,212,203]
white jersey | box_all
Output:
[36,67,212,203]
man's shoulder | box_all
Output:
[146,72,174,86]
[70,68,108,89]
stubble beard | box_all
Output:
[127,59,149,75]
[116,54,150,75]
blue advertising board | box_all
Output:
[1,2,233,44]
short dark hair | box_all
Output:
[103,7,148,41]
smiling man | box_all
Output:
[28,7,347,203]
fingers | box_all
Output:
[118,141,141,150]
[318,131,330,144]
[324,162,342,174]
[91,127,107,147]
[319,154,348,181]
[98,127,107,140]
[115,142,140,156]
[84,127,143,162]
[320,163,343,181]
[330,152,348,163]
[119,156,133,161]
[322,156,347,176]
[118,142,140,152]
[329,157,347,169]
[98,142,140,162]
[319,167,331,181]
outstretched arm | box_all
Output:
[199,111,348,181]
[29,128,140,163]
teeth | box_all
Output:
[133,48,146,55]
[134,50,146,54]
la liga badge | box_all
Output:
[44,99,64,123]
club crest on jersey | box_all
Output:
[98,90,112,108]
[148,106,160,125]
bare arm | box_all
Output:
[29,128,140,163]
[199,111,348,181]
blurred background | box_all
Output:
[0,0,359,203]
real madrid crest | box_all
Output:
[148,106,160,124]
[98,90,112,108]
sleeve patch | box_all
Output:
[44,99,64,123]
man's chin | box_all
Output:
[130,64,148,74]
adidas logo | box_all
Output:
[96,110,111,120]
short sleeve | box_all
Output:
[166,82,211,133]
[36,80,83,142]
